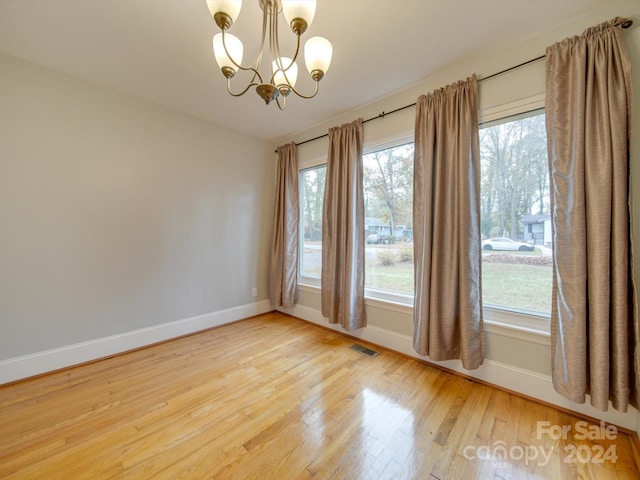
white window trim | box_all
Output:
[479,93,545,125]
[298,154,326,170]
[484,304,550,338]
[298,276,320,289]
[297,281,414,315]
[363,131,414,155]
[296,282,550,341]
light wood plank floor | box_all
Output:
[1,312,638,479]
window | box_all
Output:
[363,142,414,297]
[297,106,551,326]
[479,109,552,317]
[298,141,415,304]
[299,164,326,280]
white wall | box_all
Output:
[278,2,640,432]
[0,52,275,376]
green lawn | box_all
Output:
[304,244,553,315]
[365,260,414,294]
[364,250,552,314]
[481,262,552,314]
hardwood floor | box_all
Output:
[1,312,638,479]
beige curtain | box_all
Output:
[413,76,484,370]
[546,18,638,411]
[269,142,299,308]
[321,119,366,330]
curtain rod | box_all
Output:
[277,18,633,152]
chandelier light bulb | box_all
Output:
[206,0,243,29]
[273,57,298,90]
[304,36,332,80]
[282,0,316,34]
[213,33,243,77]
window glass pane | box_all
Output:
[300,165,326,278]
[363,142,414,295]
[480,110,552,315]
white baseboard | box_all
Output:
[280,303,640,434]
[0,300,273,385]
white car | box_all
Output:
[482,237,535,251]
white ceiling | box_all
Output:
[0,0,617,141]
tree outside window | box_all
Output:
[480,110,552,315]
[363,142,414,295]
[300,165,326,278]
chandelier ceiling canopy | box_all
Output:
[206,0,333,110]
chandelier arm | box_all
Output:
[253,2,268,77]
[274,33,302,86]
[289,32,302,66]
[269,8,302,88]
[244,68,264,85]
[275,94,286,111]
[226,77,260,97]
[269,5,280,85]
[219,25,267,84]
[287,80,320,99]
[271,0,301,64]
[220,30,243,72]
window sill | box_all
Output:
[297,280,550,343]
[297,280,413,314]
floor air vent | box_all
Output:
[349,344,380,358]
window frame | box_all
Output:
[362,135,415,304]
[298,162,327,285]
[298,134,417,308]
[478,94,550,334]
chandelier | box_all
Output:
[206,0,333,110]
